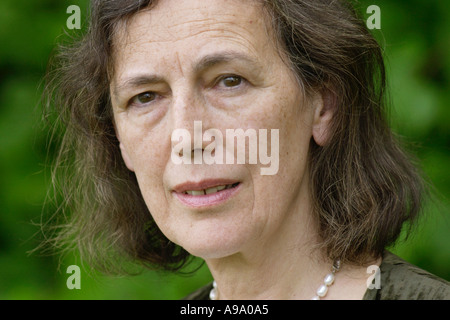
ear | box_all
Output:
[311,89,336,146]
[114,124,135,172]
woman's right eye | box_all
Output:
[130,92,157,106]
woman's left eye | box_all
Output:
[217,75,244,88]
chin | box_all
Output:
[177,230,250,260]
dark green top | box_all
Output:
[184,251,450,300]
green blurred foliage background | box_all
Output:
[0,0,448,299]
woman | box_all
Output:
[43,0,449,300]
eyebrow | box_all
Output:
[193,51,260,74]
[113,75,164,98]
[113,51,260,96]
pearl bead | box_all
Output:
[324,273,335,286]
[209,287,218,300]
[311,295,320,300]
[316,284,328,297]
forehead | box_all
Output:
[111,0,274,74]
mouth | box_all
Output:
[182,182,240,196]
[172,180,241,208]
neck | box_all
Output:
[204,191,332,300]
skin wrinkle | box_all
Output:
[109,3,278,112]
[112,46,263,111]
[113,51,269,107]
[111,5,273,81]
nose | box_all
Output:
[169,86,215,163]
[170,85,205,131]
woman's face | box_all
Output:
[111,0,322,259]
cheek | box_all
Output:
[132,143,170,189]
[278,101,314,190]
[117,119,171,186]
[124,132,173,223]
[254,84,313,163]
[250,86,313,210]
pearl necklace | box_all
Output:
[311,260,341,300]
[209,260,341,300]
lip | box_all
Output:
[172,179,241,208]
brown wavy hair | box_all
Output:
[41,0,425,273]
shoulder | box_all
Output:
[364,250,450,300]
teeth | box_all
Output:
[205,187,218,195]
[184,184,234,196]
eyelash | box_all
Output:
[214,75,246,90]
[128,75,247,108]
[129,92,158,108]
